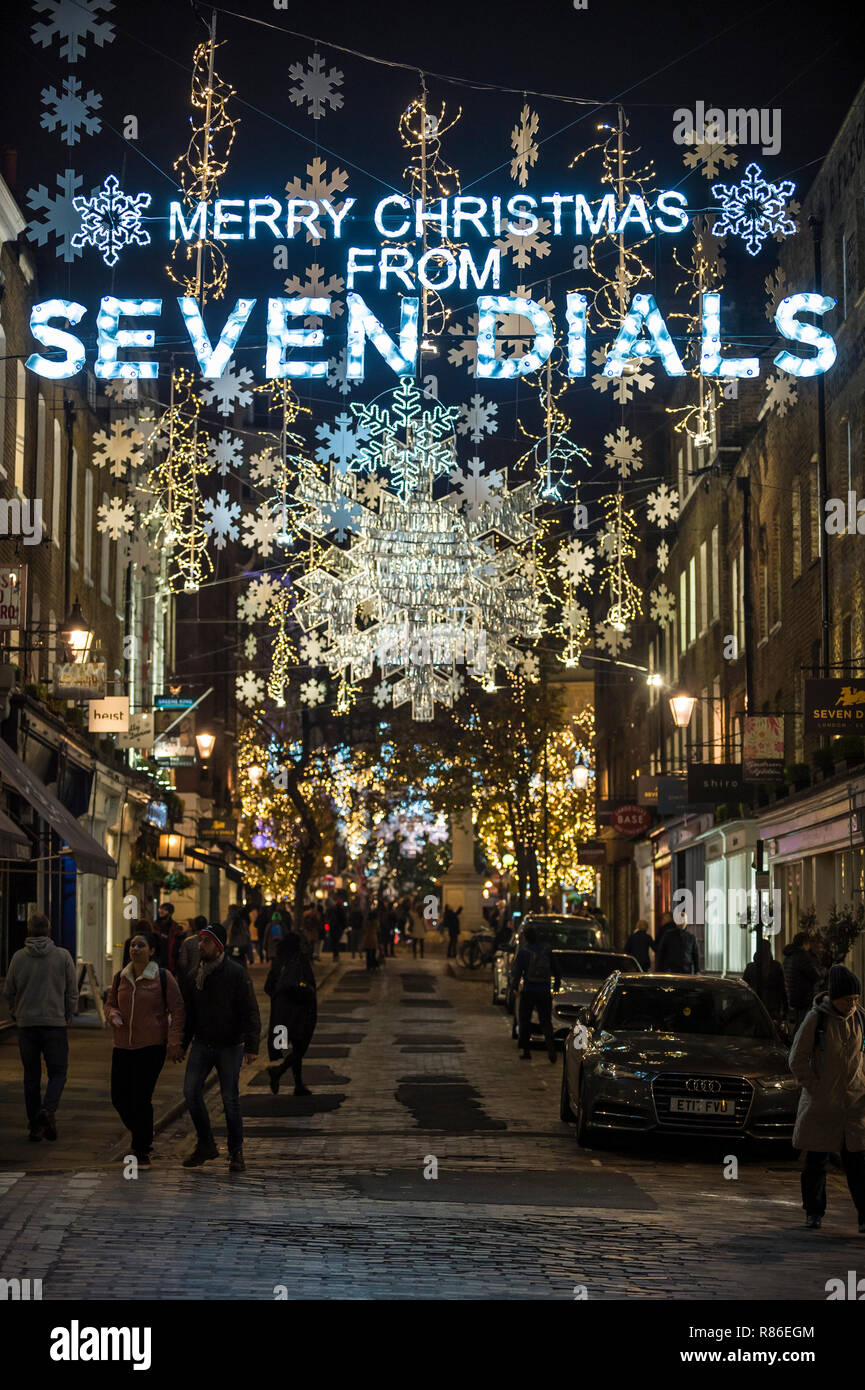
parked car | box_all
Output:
[493,913,610,1010]
[560,972,800,1147]
[550,951,642,1039]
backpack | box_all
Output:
[524,945,552,988]
[112,968,168,1009]
[270,913,284,942]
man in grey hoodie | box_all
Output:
[4,914,78,1141]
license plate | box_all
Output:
[670,1097,729,1115]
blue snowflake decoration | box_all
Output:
[41,76,102,146]
[26,168,90,262]
[320,493,363,542]
[711,161,797,256]
[314,411,369,475]
[31,0,115,64]
[71,174,151,267]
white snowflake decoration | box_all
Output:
[457,394,498,445]
[200,366,254,417]
[510,103,540,187]
[764,267,788,322]
[646,483,680,529]
[31,0,115,63]
[284,157,349,243]
[326,348,357,396]
[314,412,369,474]
[241,503,283,557]
[203,490,242,549]
[40,76,101,145]
[358,476,386,508]
[237,574,280,622]
[448,458,504,522]
[299,632,325,666]
[300,677,327,707]
[243,633,258,661]
[93,420,145,478]
[556,538,596,586]
[103,378,138,403]
[682,132,738,180]
[591,347,654,402]
[594,621,632,655]
[288,53,344,120]
[208,430,245,477]
[283,262,345,324]
[71,174,151,267]
[495,219,552,271]
[26,168,89,262]
[236,670,265,707]
[649,584,676,624]
[96,496,134,539]
[518,651,540,683]
[656,539,670,573]
[249,448,279,486]
[711,162,797,256]
[603,426,643,479]
[759,372,799,420]
[372,680,391,709]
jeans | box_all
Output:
[184,1041,244,1154]
[518,990,554,1054]
[17,1026,69,1126]
[801,1146,865,1221]
[111,1045,166,1156]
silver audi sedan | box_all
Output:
[560,972,799,1146]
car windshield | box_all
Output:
[553,952,638,979]
[602,983,774,1039]
[523,918,604,949]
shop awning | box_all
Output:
[189,847,244,884]
[0,740,117,878]
[0,807,31,861]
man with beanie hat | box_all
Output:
[788,962,865,1231]
[179,923,260,1173]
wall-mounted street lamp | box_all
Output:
[158,831,185,861]
[195,731,216,763]
[60,598,93,661]
[668,685,698,729]
[573,753,590,790]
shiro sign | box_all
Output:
[23,183,836,389]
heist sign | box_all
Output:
[25,186,838,388]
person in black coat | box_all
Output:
[743,939,787,1023]
[624,919,654,971]
[783,933,821,1029]
[264,933,317,1097]
[656,918,700,974]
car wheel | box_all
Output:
[560,1056,575,1123]
[575,1078,595,1147]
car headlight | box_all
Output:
[595,1061,645,1080]
[755,1074,799,1091]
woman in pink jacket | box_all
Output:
[105,929,185,1167]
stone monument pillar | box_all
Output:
[439,809,486,935]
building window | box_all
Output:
[710,525,719,621]
[773,515,782,625]
[35,396,46,526]
[792,476,802,579]
[52,418,62,547]
[738,543,745,651]
[713,676,723,760]
[84,470,93,585]
[688,555,697,645]
[100,491,112,604]
[14,362,27,495]
[69,448,78,568]
[759,527,769,641]
[114,535,125,618]
[699,540,708,635]
[679,570,687,653]
[809,460,821,562]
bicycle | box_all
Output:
[458,932,496,969]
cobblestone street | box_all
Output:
[0,956,862,1301]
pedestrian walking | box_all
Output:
[788,964,865,1232]
[104,929,185,1166]
[176,916,206,985]
[444,903,462,958]
[329,898,347,961]
[152,902,177,970]
[624,918,655,971]
[655,915,700,974]
[362,908,380,972]
[380,903,396,958]
[248,907,261,963]
[349,900,364,958]
[4,914,78,1142]
[743,938,788,1023]
[783,932,821,1031]
[122,917,156,967]
[264,933,317,1096]
[652,910,675,968]
[510,924,561,1062]
[409,902,426,959]
[180,923,260,1173]
[226,911,253,968]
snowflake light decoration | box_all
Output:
[656,539,670,573]
[326,348,357,396]
[93,420,145,478]
[591,347,654,403]
[759,372,799,419]
[649,584,676,625]
[682,132,738,180]
[288,53,344,120]
[556,538,596,587]
[200,366,254,417]
[236,671,265,708]
[40,76,101,145]
[448,458,503,522]
[314,412,369,474]
[26,168,88,262]
[457,394,498,445]
[237,574,280,623]
[71,174,151,267]
[603,425,643,479]
[350,378,460,499]
[285,157,349,243]
[207,430,245,477]
[284,263,345,324]
[31,0,115,63]
[494,219,552,271]
[711,162,797,256]
[373,680,390,709]
[241,503,283,557]
[510,103,540,187]
[646,483,680,529]
[96,496,134,540]
[594,621,632,656]
[299,632,325,666]
[300,678,327,707]
[203,490,242,549]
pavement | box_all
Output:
[0,951,862,1300]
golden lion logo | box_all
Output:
[837,687,865,707]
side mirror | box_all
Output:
[576,1005,593,1027]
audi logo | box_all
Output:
[685,1078,722,1093]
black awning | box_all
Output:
[190,846,244,884]
[0,739,117,879]
[0,807,31,862]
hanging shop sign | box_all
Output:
[804,679,865,733]
[199,816,237,840]
[637,774,689,814]
[610,804,652,836]
[742,715,785,781]
[0,566,25,630]
[53,661,106,700]
[687,762,745,803]
[577,840,606,864]
[116,711,154,750]
[154,687,198,710]
[153,709,196,766]
[88,696,130,733]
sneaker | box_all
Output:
[805,1215,822,1229]
[294,1084,312,1097]
[228,1149,246,1173]
[182,1140,219,1167]
[40,1111,57,1141]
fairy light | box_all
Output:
[398,79,462,349]
[143,369,215,593]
